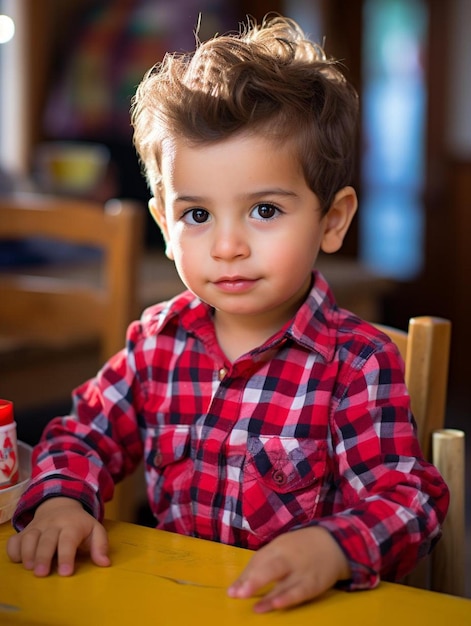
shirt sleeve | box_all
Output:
[12,320,145,531]
[314,340,450,590]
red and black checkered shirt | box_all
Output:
[13,271,449,589]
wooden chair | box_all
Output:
[0,192,143,364]
[374,316,466,596]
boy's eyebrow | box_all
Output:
[174,194,207,204]
[174,188,299,204]
[243,188,300,201]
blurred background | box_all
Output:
[0,0,469,581]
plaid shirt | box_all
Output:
[13,271,449,589]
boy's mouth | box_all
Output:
[213,276,258,292]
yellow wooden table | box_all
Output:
[1,520,470,625]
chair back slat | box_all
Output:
[374,316,465,596]
[374,317,451,459]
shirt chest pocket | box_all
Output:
[241,435,328,542]
[146,425,191,468]
[145,425,192,515]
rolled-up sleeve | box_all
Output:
[13,321,145,531]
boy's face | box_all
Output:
[150,132,356,331]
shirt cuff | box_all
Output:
[12,476,103,531]
[313,516,381,590]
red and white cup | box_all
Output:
[0,399,19,489]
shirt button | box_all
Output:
[218,367,227,380]
[272,469,287,485]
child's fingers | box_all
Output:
[229,555,313,613]
[88,524,111,568]
[228,549,289,599]
[31,527,61,576]
[56,529,81,576]
[6,528,42,569]
[55,520,109,574]
[228,528,348,612]
[6,500,109,578]
[17,528,43,571]
[5,531,23,563]
[252,574,317,613]
[7,527,55,574]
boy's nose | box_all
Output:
[210,224,250,260]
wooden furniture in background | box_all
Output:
[0,192,144,410]
[374,316,465,596]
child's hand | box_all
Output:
[6,497,110,576]
[228,526,350,612]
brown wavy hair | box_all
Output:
[131,15,359,214]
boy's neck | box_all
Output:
[212,277,313,361]
[213,310,292,363]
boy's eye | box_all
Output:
[182,208,210,224]
[251,203,279,220]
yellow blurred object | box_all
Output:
[35,141,110,195]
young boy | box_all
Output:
[7,15,448,613]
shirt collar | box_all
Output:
[149,270,338,362]
[286,271,338,362]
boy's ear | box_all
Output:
[320,186,358,254]
[148,196,174,260]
